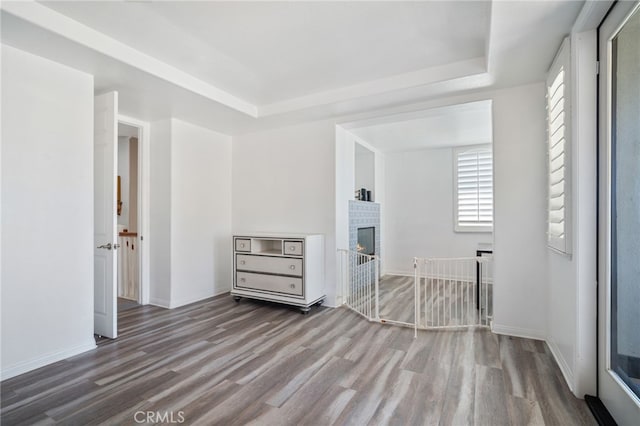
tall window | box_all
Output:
[546,38,571,254]
[454,145,493,232]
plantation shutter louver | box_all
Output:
[546,37,571,254]
[455,146,493,231]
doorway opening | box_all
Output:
[335,100,494,326]
[117,122,141,312]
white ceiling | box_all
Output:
[0,1,584,135]
[40,1,489,105]
[349,100,492,152]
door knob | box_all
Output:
[97,243,112,250]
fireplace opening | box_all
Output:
[357,227,375,256]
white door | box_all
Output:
[598,2,640,423]
[94,92,118,338]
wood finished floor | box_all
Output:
[118,297,141,312]
[1,295,595,426]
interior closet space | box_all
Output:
[117,122,140,308]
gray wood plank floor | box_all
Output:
[1,294,595,425]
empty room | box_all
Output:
[1,1,639,425]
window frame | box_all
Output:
[453,144,494,233]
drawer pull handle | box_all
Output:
[240,278,246,283]
[289,265,296,270]
[289,246,296,250]
[240,243,245,248]
[240,260,246,265]
[290,283,295,288]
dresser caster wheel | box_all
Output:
[233,296,241,303]
[300,307,310,315]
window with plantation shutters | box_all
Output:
[546,38,571,254]
[454,145,493,232]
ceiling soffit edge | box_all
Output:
[1,1,494,121]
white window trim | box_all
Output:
[546,37,572,255]
[453,144,493,233]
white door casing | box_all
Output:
[598,2,640,423]
[94,91,118,339]
[118,114,151,306]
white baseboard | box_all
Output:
[384,270,414,277]
[212,288,231,298]
[170,289,230,309]
[324,296,338,308]
[1,340,96,381]
[150,288,232,310]
[546,337,576,393]
[149,297,170,308]
[491,323,546,340]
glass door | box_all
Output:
[598,1,640,423]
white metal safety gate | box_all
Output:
[338,249,380,321]
[414,256,493,330]
[338,249,493,335]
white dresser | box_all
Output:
[232,233,325,313]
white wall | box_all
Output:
[232,120,338,305]
[384,147,492,274]
[546,29,598,398]
[117,136,130,228]
[170,119,232,307]
[355,143,375,199]
[335,125,355,303]
[1,45,96,379]
[149,119,172,307]
[149,119,232,308]
[374,143,385,221]
[491,83,549,340]
[547,251,576,374]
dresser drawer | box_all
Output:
[283,241,303,256]
[235,239,251,252]
[236,254,303,277]
[236,272,303,296]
